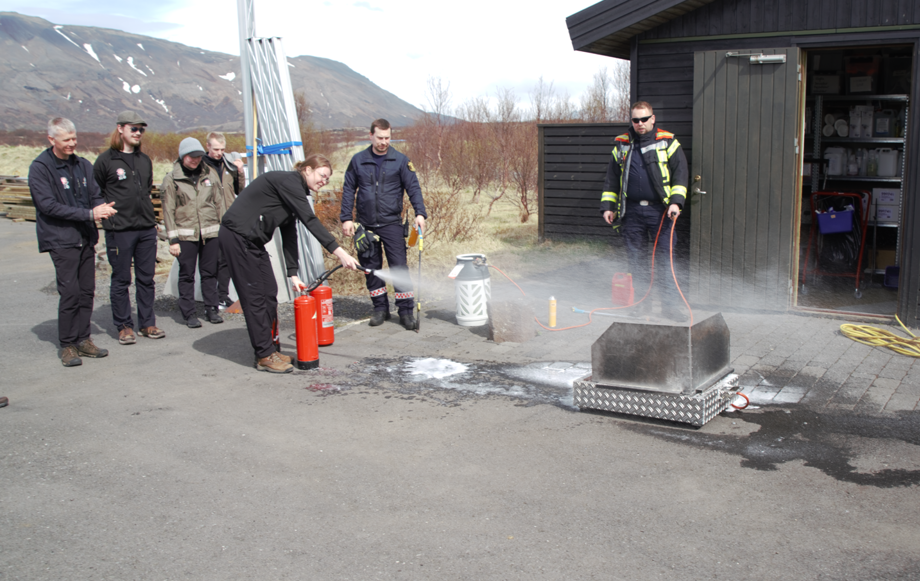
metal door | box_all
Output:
[690,47,803,310]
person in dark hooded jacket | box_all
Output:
[29,117,117,367]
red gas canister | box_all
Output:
[294,294,319,370]
[611,273,634,306]
[310,285,334,346]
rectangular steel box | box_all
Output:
[574,373,739,427]
[591,313,732,395]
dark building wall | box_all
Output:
[539,123,628,240]
[641,0,920,39]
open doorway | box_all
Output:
[796,46,912,316]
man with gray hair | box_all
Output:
[29,118,118,366]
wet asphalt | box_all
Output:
[2,218,920,580]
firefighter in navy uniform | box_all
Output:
[601,101,689,322]
[340,118,427,330]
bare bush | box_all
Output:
[507,122,538,223]
[579,61,630,122]
[422,188,482,248]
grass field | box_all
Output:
[0,145,173,183]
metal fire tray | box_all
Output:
[573,372,740,427]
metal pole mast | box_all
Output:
[237,0,256,181]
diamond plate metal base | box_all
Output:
[573,373,740,427]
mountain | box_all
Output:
[0,12,424,132]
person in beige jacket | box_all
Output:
[162,137,226,328]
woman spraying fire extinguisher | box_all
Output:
[218,154,360,374]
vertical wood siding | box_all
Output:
[689,47,800,310]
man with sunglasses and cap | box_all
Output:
[600,101,689,322]
[93,110,165,344]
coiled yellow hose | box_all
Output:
[840,315,920,358]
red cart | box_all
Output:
[801,190,871,299]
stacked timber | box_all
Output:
[0,178,34,221]
[0,176,162,223]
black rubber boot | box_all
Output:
[369,310,391,326]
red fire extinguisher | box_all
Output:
[294,292,319,370]
[311,285,334,346]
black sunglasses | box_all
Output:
[129,126,146,134]
[631,115,652,124]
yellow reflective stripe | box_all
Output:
[666,139,680,157]
[671,185,687,197]
[601,191,618,203]
[659,161,670,183]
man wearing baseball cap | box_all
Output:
[92,110,165,345]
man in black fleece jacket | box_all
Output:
[92,111,165,345]
[29,117,117,366]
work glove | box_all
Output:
[353,223,379,261]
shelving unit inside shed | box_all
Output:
[798,46,912,313]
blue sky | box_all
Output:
[3,0,623,112]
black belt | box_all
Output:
[626,200,662,207]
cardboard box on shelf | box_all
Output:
[872,187,900,205]
[845,56,880,94]
[875,206,900,223]
[876,249,898,270]
[812,75,841,95]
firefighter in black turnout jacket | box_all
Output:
[340,119,427,330]
[601,102,689,322]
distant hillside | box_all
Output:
[0,12,424,132]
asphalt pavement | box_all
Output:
[1,218,919,581]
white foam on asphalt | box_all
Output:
[503,362,589,389]
[407,358,468,379]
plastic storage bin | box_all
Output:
[817,210,853,234]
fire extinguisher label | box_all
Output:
[320,299,333,328]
